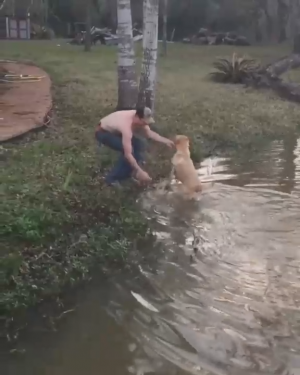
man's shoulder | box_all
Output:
[117,109,136,117]
[103,109,134,119]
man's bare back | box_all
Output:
[100,110,136,134]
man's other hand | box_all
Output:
[136,170,152,184]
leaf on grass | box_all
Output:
[131,291,159,312]
[63,171,73,191]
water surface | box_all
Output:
[2,136,300,375]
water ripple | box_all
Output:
[129,139,300,374]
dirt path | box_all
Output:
[0,62,52,142]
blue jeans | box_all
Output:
[96,130,144,184]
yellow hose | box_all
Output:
[0,74,44,83]
[0,78,42,83]
[5,74,45,79]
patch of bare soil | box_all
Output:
[0,64,8,74]
[0,62,52,142]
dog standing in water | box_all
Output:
[171,135,202,199]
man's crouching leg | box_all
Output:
[106,137,145,186]
[105,154,132,185]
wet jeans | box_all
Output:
[96,130,144,184]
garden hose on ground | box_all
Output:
[0,74,45,83]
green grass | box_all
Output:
[282,67,300,83]
[1,40,300,323]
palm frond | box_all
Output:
[210,53,260,84]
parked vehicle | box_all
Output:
[69,26,142,46]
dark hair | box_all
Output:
[135,107,145,119]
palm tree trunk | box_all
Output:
[162,0,168,56]
[117,0,138,109]
[137,0,159,110]
[84,0,92,52]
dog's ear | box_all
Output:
[174,135,190,147]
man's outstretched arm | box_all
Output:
[144,126,174,148]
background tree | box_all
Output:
[84,0,92,52]
[117,0,138,109]
[162,0,168,56]
[1,0,299,49]
[138,0,159,110]
[290,0,300,53]
[0,0,7,12]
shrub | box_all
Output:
[210,53,260,84]
[31,23,55,40]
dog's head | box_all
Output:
[174,135,190,152]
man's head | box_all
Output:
[133,107,155,127]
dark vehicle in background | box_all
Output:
[69,26,142,46]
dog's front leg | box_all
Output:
[169,166,175,182]
[179,185,197,200]
[164,166,175,191]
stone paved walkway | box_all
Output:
[0,62,52,142]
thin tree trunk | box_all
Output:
[258,8,268,43]
[290,0,300,53]
[0,0,7,11]
[44,0,49,26]
[170,28,175,41]
[137,0,159,110]
[162,0,168,56]
[117,0,138,110]
[294,34,300,53]
[84,0,92,52]
[11,0,15,16]
[285,0,293,39]
[106,0,117,32]
[266,0,280,42]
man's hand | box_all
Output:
[144,127,175,148]
[136,169,152,184]
[163,138,175,148]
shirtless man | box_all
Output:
[95,107,174,185]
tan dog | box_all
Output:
[171,135,202,199]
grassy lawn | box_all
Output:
[282,67,300,83]
[1,40,300,322]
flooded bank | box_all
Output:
[2,136,300,375]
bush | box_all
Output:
[210,53,260,84]
[31,24,55,40]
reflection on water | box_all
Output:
[2,137,300,375]
[138,183,300,375]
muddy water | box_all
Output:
[2,137,300,375]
